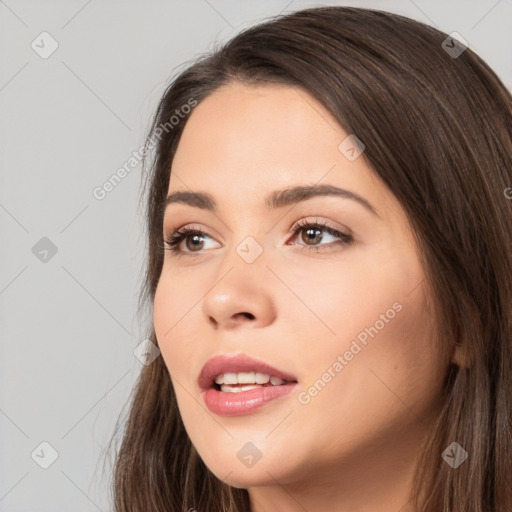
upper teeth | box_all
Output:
[214,372,286,386]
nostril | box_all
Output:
[232,312,255,320]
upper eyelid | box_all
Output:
[164,220,343,236]
[164,219,351,245]
[164,214,350,235]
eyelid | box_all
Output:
[164,223,221,248]
[164,223,219,240]
[287,216,352,238]
[164,217,349,240]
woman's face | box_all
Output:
[153,82,451,506]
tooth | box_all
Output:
[215,372,286,387]
[220,384,261,393]
[237,371,255,384]
[223,372,238,384]
[238,384,260,392]
[255,372,270,384]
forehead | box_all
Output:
[168,82,388,216]
[171,82,339,177]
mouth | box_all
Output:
[212,371,297,393]
[198,354,298,416]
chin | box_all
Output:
[217,468,277,489]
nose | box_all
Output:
[201,264,277,330]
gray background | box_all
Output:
[1,1,511,510]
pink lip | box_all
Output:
[198,353,298,416]
[198,353,297,390]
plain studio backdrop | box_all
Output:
[1,1,511,511]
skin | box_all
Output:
[153,82,459,512]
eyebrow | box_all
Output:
[163,184,379,217]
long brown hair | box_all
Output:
[105,6,512,511]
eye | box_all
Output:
[163,225,219,257]
[287,218,353,253]
[162,218,353,258]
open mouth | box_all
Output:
[211,372,297,393]
[203,378,298,416]
[198,354,299,416]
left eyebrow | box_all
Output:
[163,183,379,218]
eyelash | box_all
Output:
[162,219,353,259]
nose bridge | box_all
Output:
[229,219,275,285]
[218,207,270,268]
[201,230,276,329]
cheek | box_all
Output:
[294,270,442,437]
[277,246,416,347]
[153,276,198,380]
[289,244,442,403]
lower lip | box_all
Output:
[202,383,297,416]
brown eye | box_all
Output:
[301,226,324,245]
[184,233,206,251]
[289,220,353,251]
[164,227,219,257]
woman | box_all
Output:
[107,6,512,511]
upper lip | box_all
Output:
[198,353,298,390]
